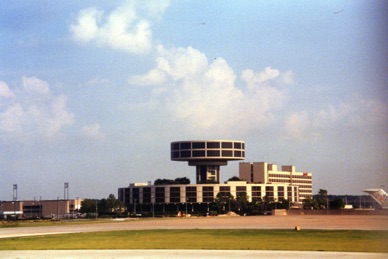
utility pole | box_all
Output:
[57,196,59,220]
[64,182,69,200]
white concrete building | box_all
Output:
[239,162,312,200]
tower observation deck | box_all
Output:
[171,140,245,184]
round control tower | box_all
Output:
[171,140,245,184]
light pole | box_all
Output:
[57,197,59,220]
[30,202,33,219]
[12,201,15,220]
[38,196,42,219]
[13,184,17,220]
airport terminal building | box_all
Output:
[118,140,312,214]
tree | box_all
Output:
[302,197,318,210]
[279,199,290,210]
[175,177,190,184]
[154,177,190,185]
[107,194,117,212]
[154,178,175,185]
[262,195,272,211]
[227,176,242,181]
[246,198,261,215]
[330,198,344,209]
[107,194,124,213]
[235,193,249,213]
[80,199,97,214]
[81,195,125,216]
[98,194,125,215]
[98,199,109,214]
[214,192,235,213]
[317,189,329,209]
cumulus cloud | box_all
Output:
[283,96,388,140]
[316,97,388,129]
[82,123,106,141]
[70,1,170,54]
[241,67,280,85]
[0,77,74,137]
[129,45,291,136]
[0,81,15,98]
[0,103,24,133]
[129,68,167,86]
[22,76,50,95]
[284,111,310,140]
[86,77,111,87]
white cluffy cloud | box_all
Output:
[82,123,106,141]
[283,97,388,140]
[284,111,310,140]
[129,45,293,136]
[316,97,388,129]
[0,77,74,137]
[70,1,170,54]
[0,81,15,98]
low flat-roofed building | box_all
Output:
[118,181,299,214]
[0,199,83,219]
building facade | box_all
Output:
[239,162,312,200]
[118,140,312,214]
[0,199,82,219]
[118,181,299,214]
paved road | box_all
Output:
[1,215,387,239]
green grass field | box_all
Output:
[1,229,387,252]
[0,219,111,228]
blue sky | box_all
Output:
[0,1,387,200]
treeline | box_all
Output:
[302,189,373,210]
[154,177,190,185]
[79,194,125,217]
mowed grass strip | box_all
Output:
[0,219,121,228]
[1,229,387,252]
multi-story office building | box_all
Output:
[239,162,312,200]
